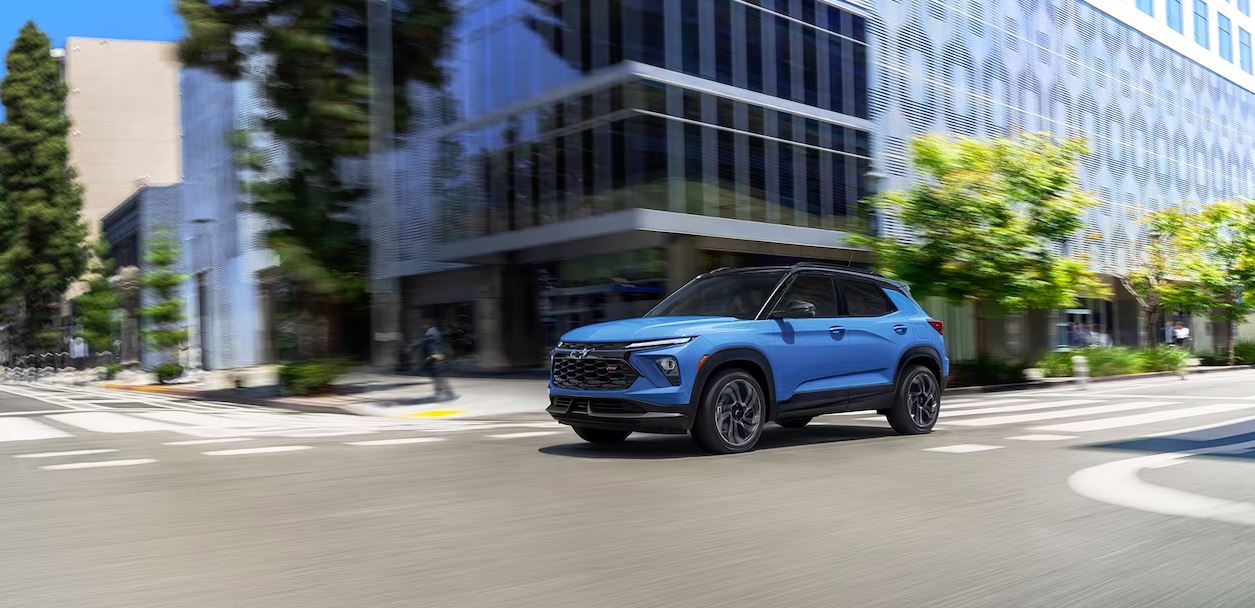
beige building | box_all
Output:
[63,37,181,233]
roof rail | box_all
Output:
[789,261,908,288]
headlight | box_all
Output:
[656,356,681,385]
[624,337,694,349]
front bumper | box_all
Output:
[547,395,693,434]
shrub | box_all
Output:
[278,358,349,396]
[97,363,124,381]
[1076,346,1143,377]
[1035,351,1075,378]
[154,363,184,384]
[948,357,1027,387]
[1234,341,1255,364]
[1136,345,1189,372]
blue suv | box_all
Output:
[547,264,948,453]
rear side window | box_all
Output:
[778,274,840,317]
[840,279,897,317]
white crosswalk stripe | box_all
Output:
[943,401,1179,427]
[0,417,72,442]
[1145,415,1255,440]
[1031,402,1255,433]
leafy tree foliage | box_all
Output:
[854,133,1106,355]
[75,241,121,354]
[140,228,188,361]
[176,0,453,302]
[1119,210,1202,344]
[0,22,88,352]
[1153,201,1255,364]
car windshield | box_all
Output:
[646,271,785,319]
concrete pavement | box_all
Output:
[2,372,1255,607]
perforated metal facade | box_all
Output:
[868,0,1255,274]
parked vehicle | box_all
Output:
[547,263,948,453]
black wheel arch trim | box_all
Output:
[689,347,778,421]
[895,346,944,389]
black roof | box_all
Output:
[700,263,909,291]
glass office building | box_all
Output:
[387,0,874,368]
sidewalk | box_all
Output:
[99,370,551,420]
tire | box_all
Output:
[886,364,941,435]
[691,369,766,454]
[776,417,812,429]
[572,426,631,444]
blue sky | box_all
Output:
[0,0,182,73]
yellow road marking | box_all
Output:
[402,409,466,418]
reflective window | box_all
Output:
[1219,13,1234,62]
[1242,29,1253,73]
[778,274,840,317]
[840,280,897,317]
[1168,0,1185,32]
[1137,0,1154,16]
[1195,0,1210,49]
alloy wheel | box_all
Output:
[907,371,939,427]
[714,378,762,447]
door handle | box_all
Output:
[829,326,845,339]
[893,324,908,335]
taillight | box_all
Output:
[927,319,944,335]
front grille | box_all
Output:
[551,397,647,415]
[552,356,639,390]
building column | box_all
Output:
[370,278,403,370]
[666,236,700,293]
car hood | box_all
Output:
[560,316,744,343]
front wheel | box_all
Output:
[572,426,631,443]
[885,364,941,435]
[691,369,766,454]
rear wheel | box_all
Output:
[776,417,812,429]
[571,426,631,443]
[886,364,940,435]
[691,369,766,454]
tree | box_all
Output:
[140,227,188,376]
[176,0,454,353]
[1119,209,1200,345]
[854,133,1106,356]
[1155,201,1255,364]
[0,22,88,352]
[75,241,121,354]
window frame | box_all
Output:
[1219,13,1234,62]
[1168,0,1185,32]
[836,277,899,318]
[771,271,842,318]
[1194,0,1211,49]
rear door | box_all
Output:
[760,272,848,412]
[833,278,912,407]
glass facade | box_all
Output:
[433,0,872,244]
[1138,0,1155,16]
[1242,29,1253,73]
[1195,0,1210,48]
[1219,13,1233,62]
[1168,0,1185,32]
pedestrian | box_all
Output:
[1174,322,1191,348]
[418,319,457,402]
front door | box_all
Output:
[762,273,848,413]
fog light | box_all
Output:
[656,356,680,385]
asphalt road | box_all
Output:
[2,373,1255,607]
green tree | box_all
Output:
[1154,201,1255,364]
[1119,209,1201,344]
[176,0,454,352]
[0,22,88,352]
[854,133,1106,356]
[75,241,121,354]
[140,228,188,366]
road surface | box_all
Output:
[1,373,1254,607]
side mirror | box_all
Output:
[772,300,816,319]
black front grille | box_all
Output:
[552,356,639,390]
[550,397,647,415]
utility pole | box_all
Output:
[368,0,402,370]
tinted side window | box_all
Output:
[778,274,840,317]
[841,280,896,317]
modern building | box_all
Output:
[375,0,1255,368]
[380,0,876,369]
[63,37,182,233]
[867,0,1255,356]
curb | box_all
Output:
[100,383,353,415]
[946,364,1255,395]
